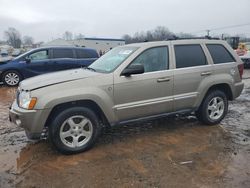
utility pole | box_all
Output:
[206,30,210,37]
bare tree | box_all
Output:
[63,31,73,41]
[4,27,22,48]
[123,26,174,43]
[152,26,174,41]
[176,32,195,38]
[23,35,34,46]
[75,33,85,40]
[122,34,133,44]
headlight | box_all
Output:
[18,91,37,110]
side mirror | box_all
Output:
[25,57,31,64]
[121,64,144,77]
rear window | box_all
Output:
[53,49,74,58]
[206,44,235,64]
[175,44,207,68]
[76,49,98,59]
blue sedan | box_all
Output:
[0,46,99,86]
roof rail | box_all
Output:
[166,35,220,41]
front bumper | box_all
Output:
[9,100,51,139]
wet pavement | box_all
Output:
[0,70,250,188]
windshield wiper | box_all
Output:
[83,67,96,72]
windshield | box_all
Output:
[13,49,35,60]
[89,46,138,73]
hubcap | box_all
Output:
[59,115,93,148]
[207,97,225,121]
[5,72,20,86]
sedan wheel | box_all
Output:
[3,71,21,86]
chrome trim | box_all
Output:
[114,92,198,111]
[174,92,198,100]
[114,96,173,111]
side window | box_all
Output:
[76,49,97,58]
[28,50,48,61]
[206,44,235,64]
[174,44,207,68]
[53,49,74,59]
[130,47,168,73]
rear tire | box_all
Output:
[49,107,101,154]
[196,90,228,125]
[3,70,22,87]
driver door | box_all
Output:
[24,49,50,76]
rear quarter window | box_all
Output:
[206,44,235,64]
[76,49,98,59]
[53,49,74,58]
[174,44,207,68]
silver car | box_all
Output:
[10,39,244,154]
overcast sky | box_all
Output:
[0,0,249,42]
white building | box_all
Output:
[43,37,125,55]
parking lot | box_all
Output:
[0,70,249,188]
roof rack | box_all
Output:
[166,35,220,41]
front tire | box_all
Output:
[49,107,101,154]
[3,70,22,86]
[196,90,228,125]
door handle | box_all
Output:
[157,77,171,82]
[201,72,212,76]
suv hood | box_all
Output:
[20,68,101,91]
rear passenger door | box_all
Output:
[51,48,76,71]
[206,44,237,79]
[173,43,213,111]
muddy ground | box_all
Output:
[0,70,250,188]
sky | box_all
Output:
[0,0,250,42]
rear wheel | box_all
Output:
[49,107,101,154]
[3,70,22,86]
[196,90,228,125]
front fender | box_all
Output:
[33,85,117,124]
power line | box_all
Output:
[191,23,250,34]
[210,23,250,31]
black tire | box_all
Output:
[49,107,101,154]
[3,70,22,87]
[196,90,228,125]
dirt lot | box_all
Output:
[0,70,250,188]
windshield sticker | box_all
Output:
[119,50,133,55]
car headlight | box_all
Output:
[18,91,37,110]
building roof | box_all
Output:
[43,38,74,47]
[84,37,125,42]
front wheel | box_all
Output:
[196,90,228,125]
[49,107,101,154]
[3,70,22,86]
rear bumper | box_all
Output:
[233,82,244,99]
[9,100,50,139]
[242,59,250,68]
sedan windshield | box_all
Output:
[89,46,138,73]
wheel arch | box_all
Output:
[204,83,233,101]
[1,69,24,81]
[44,99,110,128]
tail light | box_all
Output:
[237,63,244,79]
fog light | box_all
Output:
[16,118,21,126]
